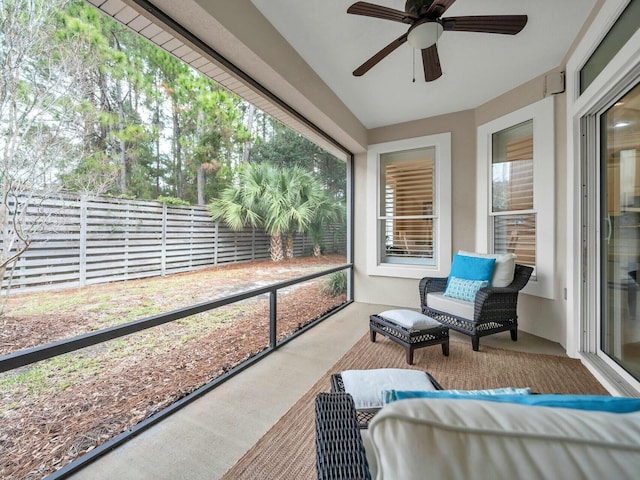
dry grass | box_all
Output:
[0,255,347,479]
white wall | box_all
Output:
[354,110,476,309]
[355,74,569,346]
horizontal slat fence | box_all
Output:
[1,194,345,293]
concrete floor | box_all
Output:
[68,302,565,480]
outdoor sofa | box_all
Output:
[315,392,640,480]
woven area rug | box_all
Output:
[220,334,608,480]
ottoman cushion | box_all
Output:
[340,368,437,410]
[378,309,441,330]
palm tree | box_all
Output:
[208,163,335,262]
[308,199,345,257]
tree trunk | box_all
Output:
[270,234,284,262]
[116,81,127,195]
[173,109,183,199]
[313,244,322,257]
[242,104,254,162]
[285,234,294,259]
[196,163,205,205]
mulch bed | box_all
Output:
[0,255,346,480]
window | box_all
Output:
[579,0,640,95]
[381,147,435,265]
[491,120,536,269]
[367,133,451,278]
[477,97,555,298]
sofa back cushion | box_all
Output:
[368,398,640,480]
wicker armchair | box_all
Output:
[419,264,533,351]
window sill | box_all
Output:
[368,263,450,280]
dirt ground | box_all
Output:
[0,255,347,480]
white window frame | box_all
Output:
[565,0,640,387]
[477,96,555,299]
[367,133,452,279]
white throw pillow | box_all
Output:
[458,250,516,287]
[377,309,440,329]
[340,369,436,410]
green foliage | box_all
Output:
[1,0,345,218]
[322,271,348,296]
[156,196,190,206]
[209,162,341,261]
[248,121,347,200]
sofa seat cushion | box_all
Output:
[427,292,474,320]
[368,398,640,480]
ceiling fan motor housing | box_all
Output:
[405,0,435,16]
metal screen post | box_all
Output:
[269,290,277,348]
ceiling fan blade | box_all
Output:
[421,44,442,82]
[423,0,457,18]
[442,15,528,35]
[353,34,408,76]
[347,2,416,24]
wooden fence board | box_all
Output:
[1,193,346,292]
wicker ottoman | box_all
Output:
[370,309,449,365]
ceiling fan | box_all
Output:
[348,0,527,81]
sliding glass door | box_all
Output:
[601,81,640,381]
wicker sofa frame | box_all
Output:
[315,392,371,480]
[419,264,533,351]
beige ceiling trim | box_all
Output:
[85,0,350,161]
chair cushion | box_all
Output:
[340,369,437,410]
[458,250,517,288]
[449,253,496,285]
[368,398,640,480]
[377,309,441,330]
[427,292,474,320]
[444,277,488,302]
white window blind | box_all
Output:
[380,148,436,265]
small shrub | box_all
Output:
[156,196,190,206]
[322,271,347,296]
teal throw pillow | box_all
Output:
[384,387,531,404]
[449,253,496,285]
[385,391,640,413]
[444,276,488,302]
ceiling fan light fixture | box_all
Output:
[407,20,443,49]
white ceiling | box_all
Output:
[250,0,596,129]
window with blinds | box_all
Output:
[491,120,536,272]
[380,147,436,265]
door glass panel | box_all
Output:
[601,81,640,381]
